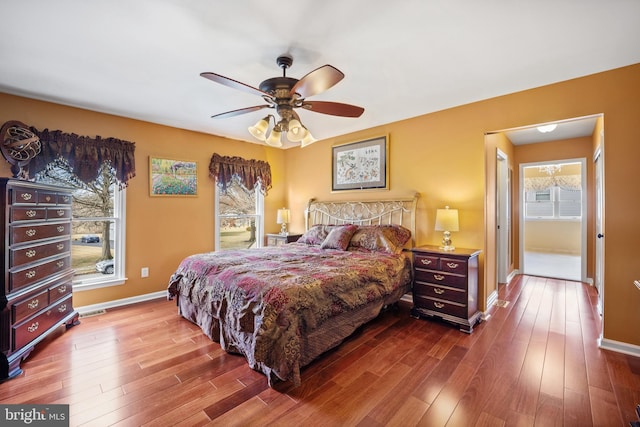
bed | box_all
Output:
[167,194,419,386]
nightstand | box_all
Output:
[411,245,482,333]
[265,233,302,247]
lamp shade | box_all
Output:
[276,208,290,225]
[265,128,283,147]
[248,117,270,141]
[434,206,459,232]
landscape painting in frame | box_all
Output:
[332,136,388,191]
[149,157,197,196]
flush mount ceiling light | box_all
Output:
[537,123,558,133]
[201,54,364,148]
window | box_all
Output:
[525,187,581,219]
[215,176,264,251]
[36,160,126,290]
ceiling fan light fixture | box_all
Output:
[300,130,317,148]
[248,116,271,141]
[265,128,283,147]
[287,119,304,141]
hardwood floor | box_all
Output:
[1,275,639,426]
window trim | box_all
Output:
[73,186,127,291]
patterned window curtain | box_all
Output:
[523,174,581,191]
[209,153,272,195]
[28,127,136,188]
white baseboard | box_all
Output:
[598,337,640,358]
[76,290,167,315]
[506,269,519,284]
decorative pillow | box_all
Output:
[347,225,412,254]
[320,224,358,251]
[297,225,333,245]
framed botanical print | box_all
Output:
[332,135,388,191]
[149,157,197,196]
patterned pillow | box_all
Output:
[347,225,412,254]
[320,224,358,251]
[296,224,333,245]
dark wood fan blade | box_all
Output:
[200,72,272,98]
[301,101,364,118]
[211,105,270,119]
[290,65,345,98]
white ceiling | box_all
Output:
[1,1,639,149]
[504,115,599,145]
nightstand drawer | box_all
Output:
[440,257,467,274]
[413,281,467,304]
[414,269,466,289]
[413,253,439,269]
[414,295,467,318]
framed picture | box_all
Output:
[332,135,389,191]
[149,157,197,196]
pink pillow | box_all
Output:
[320,224,358,251]
[347,225,412,254]
[297,225,333,245]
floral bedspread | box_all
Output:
[167,243,411,385]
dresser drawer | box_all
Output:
[413,253,439,270]
[12,289,49,324]
[10,206,47,222]
[414,269,467,289]
[38,190,59,205]
[414,295,468,319]
[57,193,72,205]
[9,255,71,292]
[49,280,72,304]
[10,239,70,268]
[12,296,73,350]
[10,222,71,244]
[413,281,467,304]
[47,207,72,220]
[11,186,38,204]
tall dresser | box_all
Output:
[1,178,79,381]
[411,245,482,333]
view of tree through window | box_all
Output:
[36,159,120,281]
[217,176,262,250]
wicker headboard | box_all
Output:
[305,193,420,247]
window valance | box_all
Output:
[29,127,136,188]
[524,174,581,192]
[209,153,272,195]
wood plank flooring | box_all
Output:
[1,275,639,426]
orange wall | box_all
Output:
[284,63,640,346]
[2,63,640,347]
[0,93,286,306]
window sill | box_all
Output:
[73,277,127,292]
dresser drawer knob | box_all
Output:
[57,243,64,250]
[28,299,40,309]
[434,288,445,295]
[57,260,65,268]
[56,210,65,217]
[58,285,67,293]
[447,262,459,268]
[434,302,445,309]
[434,274,445,281]
[26,249,37,258]
[26,229,37,237]
[21,193,32,201]
[45,195,52,202]
[57,226,65,233]
[420,259,432,265]
[27,322,39,333]
[25,270,36,279]
[26,210,37,217]
[58,304,67,313]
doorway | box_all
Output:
[520,159,586,281]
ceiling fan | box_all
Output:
[201,54,364,147]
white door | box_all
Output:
[594,145,604,317]
[497,149,510,283]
